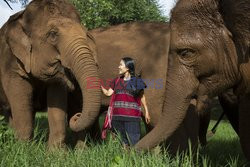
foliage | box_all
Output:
[6,0,29,8]
[70,0,168,29]
[5,0,167,29]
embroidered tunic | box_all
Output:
[110,76,146,121]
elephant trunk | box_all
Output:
[63,37,101,132]
[135,60,199,150]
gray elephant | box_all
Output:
[134,0,250,160]
[0,0,101,148]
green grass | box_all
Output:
[202,120,247,166]
[0,112,248,167]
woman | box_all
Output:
[101,57,150,146]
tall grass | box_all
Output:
[0,113,248,166]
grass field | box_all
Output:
[0,111,248,167]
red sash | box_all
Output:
[101,77,120,139]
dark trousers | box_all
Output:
[111,120,141,146]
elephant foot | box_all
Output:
[15,127,33,141]
[151,145,162,155]
[48,141,67,148]
[47,143,68,152]
[48,134,66,150]
[72,131,88,149]
[75,140,88,149]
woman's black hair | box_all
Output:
[121,57,146,97]
[121,57,136,77]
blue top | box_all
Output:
[110,76,147,93]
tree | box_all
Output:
[71,0,168,29]
[5,0,29,9]
[4,0,167,29]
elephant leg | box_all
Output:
[67,91,87,148]
[88,118,101,141]
[191,97,211,146]
[73,115,101,147]
[47,84,67,148]
[184,103,199,151]
[71,120,89,148]
[239,95,250,161]
[71,116,100,148]
[74,131,88,149]
[198,108,211,146]
[218,91,239,134]
[2,77,34,140]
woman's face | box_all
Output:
[118,60,129,75]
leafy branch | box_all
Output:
[3,0,13,10]
[4,0,29,9]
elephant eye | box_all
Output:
[47,30,58,44]
[177,48,195,58]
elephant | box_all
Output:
[0,0,101,148]
[88,22,236,152]
[134,0,250,160]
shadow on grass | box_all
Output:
[33,113,49,142]
[200,137,247,166]
[200,119,248,166]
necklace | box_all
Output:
[124,77,131,81]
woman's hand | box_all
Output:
[141,94,150,124]
[101,86,114,96]
[145,110,151,124]
[101,85,107,94]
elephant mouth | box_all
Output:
[45,64,75,92]
[61,68,76,91]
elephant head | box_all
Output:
[135,0,249,150]
[4,0,101,131]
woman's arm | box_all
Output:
[101,86,114,97]
[141,94,150,124]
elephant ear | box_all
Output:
[87,31,99,68]
[7,19,31,73]
[219,27,250,94]
[220,28,238,63]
